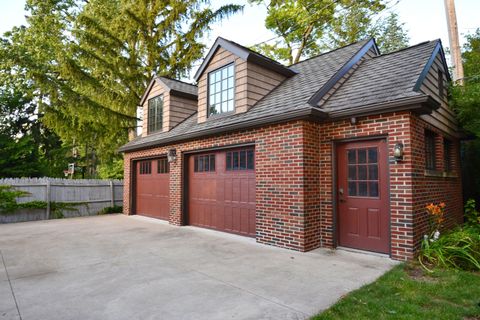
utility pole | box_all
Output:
[444,0,464,84]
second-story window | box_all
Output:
[148,95,163,133]
[208,64,234,116]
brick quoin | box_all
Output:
[124,112,462,261]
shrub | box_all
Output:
[97,205,123,215]
[0,185,29,213]
[419,200,480,271]
[464,199,480,230]
[419,226,480,271]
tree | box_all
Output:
[250,1,409,64]
[0,83,70,178]
[370,13,409,54]
[450,29,480,203]
[250,0,385,65]
[1,0,243,177]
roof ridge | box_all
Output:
[373,40,438,58]
[220,37,289,69]
[157,76,197,87]
[289,38,372,67]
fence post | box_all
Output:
[46,180,51,220]
[110,181,114,207]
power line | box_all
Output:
[250,0,402,50]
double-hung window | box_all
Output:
[148,95,163,133]
[208,64,235,116]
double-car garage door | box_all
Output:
[135,148,256,237]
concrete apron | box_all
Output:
[0,215,397,320]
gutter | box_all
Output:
[119,95,439,153]
[327,95,440,119]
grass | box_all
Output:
[312,264,480,320]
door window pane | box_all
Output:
[358,165,367,180]
[369,182,379,197]
[368,165,378,180]
[348,182,357,196]
[348,150,356,164]
[358,149,367,163]
[368,148,377,163]
[358,182,368,196]
[348,165,356,180]
[346,147,380,198]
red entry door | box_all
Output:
[337,139,389,254]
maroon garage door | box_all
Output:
[188,148,256,237]
[135,158,170,220]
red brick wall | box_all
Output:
[123,112,463,261]
[124,121,315,251]
[410,116,463,252]
[318,112,416,260]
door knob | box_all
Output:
[339,187,344,195]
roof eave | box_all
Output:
[169,89,197,100]
[326,95,440,120]
[118,107,327,153]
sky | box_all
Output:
[0,0,479,65]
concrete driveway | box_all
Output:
[0,215,396,320]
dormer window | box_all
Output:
[148,95,163,133]
[208,64,235,116]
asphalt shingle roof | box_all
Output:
[158,77,198,96]
[321,40,438,112]
[120,39,441,152]
[121,39,369,151]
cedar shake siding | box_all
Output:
[196,47,286,123]
[139,77,198,136]
[120,37,464,261]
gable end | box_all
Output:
[193,37,296,82]
[413,41,451,92]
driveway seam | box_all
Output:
[1,250,22,320]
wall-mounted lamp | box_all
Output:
[167,149,177,163]
[350,117,357,125]
[393,142,404,161]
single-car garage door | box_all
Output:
[188,148,256,237]
[135,158,170,220]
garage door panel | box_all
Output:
[188,149,256,237]
[135,158,169,220]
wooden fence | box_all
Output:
[0,178,124,223]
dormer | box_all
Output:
[138,77,198,137]
[194,37,297,123]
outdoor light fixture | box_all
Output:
[167,149,177,163]
[393,142,404,161]
[350,117,357,125]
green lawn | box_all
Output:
[313,264,480,320]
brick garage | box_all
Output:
[121,37,464,261]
